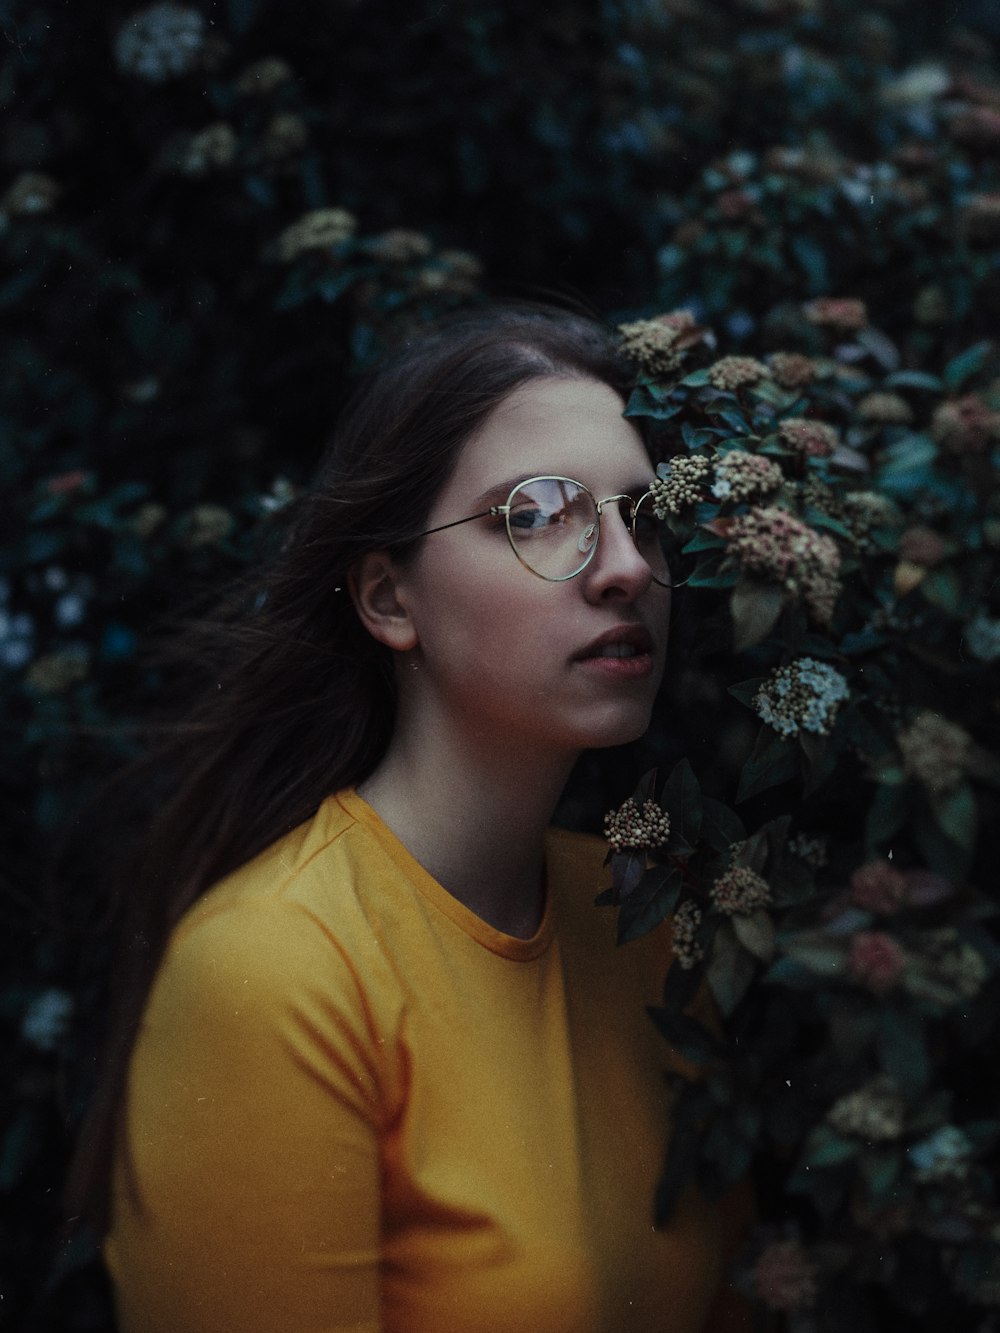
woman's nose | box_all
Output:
[582,502,655,602]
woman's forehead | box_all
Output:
[454,377,651,496]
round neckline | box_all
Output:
[335,787,557,962]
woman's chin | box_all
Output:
[578,703,656,751]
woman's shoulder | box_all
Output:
[162,791,408,1003]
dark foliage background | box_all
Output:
[3,0,1000,1328]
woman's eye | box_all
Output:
[509,506,561,532]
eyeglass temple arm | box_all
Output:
[416,506,504,539]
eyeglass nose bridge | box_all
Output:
[590,492,641,547]
[593,492,636,517]
[575,492,636,560]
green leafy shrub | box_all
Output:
[4,0,1000,1329]
[606,308,1000,1329]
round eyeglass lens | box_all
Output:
[632,492,689,588]
[505,478,598,580]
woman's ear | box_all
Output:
[347,551,419,652]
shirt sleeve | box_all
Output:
[105,898,395,1333]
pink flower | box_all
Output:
[46,470,90,496]
[803,297,868,332]
[950,105,1000,147]
[753,1238,817,1312]
[899,526,947,567]
[777,417,839,458]
[960,194,1000,243]
[725,505,842,626]
[931,394,1000,454]
[850,860,907,915]
[767,351,816,388]
[848,931,905,993]
[716,188,755,220]
[707,356,770,391]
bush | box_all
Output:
[606,308,1000,1329]
[3,1,999,1328]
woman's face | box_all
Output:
[394,376,672,755]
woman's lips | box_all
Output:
[572,625,657,678]
[574,651,654,678]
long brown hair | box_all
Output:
[66,301,639,1228]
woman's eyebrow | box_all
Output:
[472,474,536,506]
[472,475,656,506]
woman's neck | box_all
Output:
[357,710,577,939]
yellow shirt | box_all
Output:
[106,788,748,1332]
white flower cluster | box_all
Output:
[650,456,711,516]
[671,900,704,970]
[908,1125,973,1185]
[787,832,828,868]
[604,797,671,853]
[753,658,850,738]
[711,450,783,503]
[617,318,687,377]
[827,1079,904,1142]
[966,612,1000,663]
[22,988,74,1052]
[897,710,971,795]
[707,355,770,391]
[115,3,206,82]
[709,866,772,916]
[922,928,990,1000]
[0,576,34,670]
[274,208,358,262]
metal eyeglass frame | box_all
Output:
[410,473,688,587]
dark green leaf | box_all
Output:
[229,0,264,32]
[790,233,829,291]
[920,567,962,615]
[877,1008,929,1096]
[678,368,712,388]
[765,956,824,989]
[662,954,706,1009]
[913,806,973,880]
[654,1116,700,1225]
[647,1008,725,1065]
[318,271,358,304]
[732,910,776,962]
[611,851,647,902]
[943,341,993,392]
[731,580,785,652]
[625,383,682,420]
[681,424,717,449]
[701,1114,753,1193]
[885,371,943,392]
[861,1149,902,1205]
[802,1123,858,1168]
[800,728,840,796]
[617,865,682,945]
[0,1107,42,1190]
[877,433,937,479]
[736,725,799,803]
[700,798,746,853]
[707,920,758,1016]
[684,528,728,552]
[716,410,751,436]
[930,783,977,851]
[663,759,702,848]
[778,936,846,978]
[865,782,910,848]
[856,327,901,372]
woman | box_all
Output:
[83,305,749,1331]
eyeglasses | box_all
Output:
[410,475,691,587]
